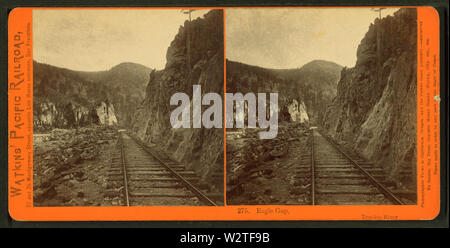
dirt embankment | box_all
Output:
[226,122,310,205]
[33,126,118,206]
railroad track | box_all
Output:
[296,128,413,205]
[105,131,219,206]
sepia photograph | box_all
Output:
[32,8,224,206]
[6,2,443,223]
[225,8,418,205]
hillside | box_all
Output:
[33,61,152,130]
[226,59,342,124]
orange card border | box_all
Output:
[8,6,441,221]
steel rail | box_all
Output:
[119,133,130,206]
[126,133,218,206]
[318,130,405,205]
[310,129,316,205]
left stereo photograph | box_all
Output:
[32,9,225,206]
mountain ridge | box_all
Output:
[33,60,152,130]
[226,58,343,124]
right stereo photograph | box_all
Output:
[225,7,418,205]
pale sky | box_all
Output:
[34,8,400,71]
[226,8,399,68]
[33,9,212,71]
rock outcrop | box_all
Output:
[131,10,224,191]
[33,61,152,130]
[94,102,118,126]
[323,9,417,188]
[33,100,118,128]
[288,99,309,123]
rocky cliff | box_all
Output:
[323,9,417,188]
[226,59,342,125]
[131,10,224,191]
[33,61,151,130]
